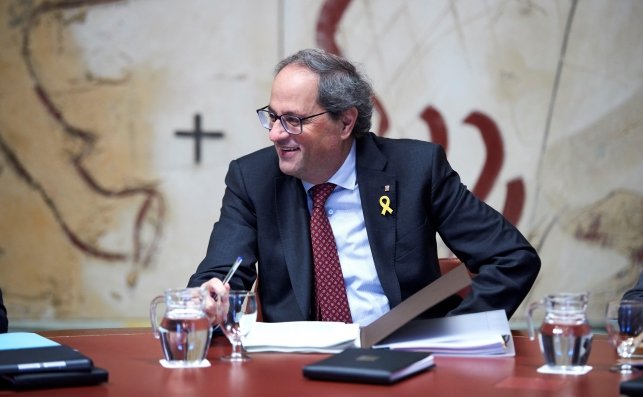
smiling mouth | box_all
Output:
[279,146,299,153]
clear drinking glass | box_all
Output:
[605,299,643,374]
[219,290,257,362]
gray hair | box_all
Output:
[274,48,373,138]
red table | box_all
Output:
[0,328,632,396]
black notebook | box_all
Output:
[0,367,108,391]
[303,348,434,385]
[0,345,94,375]
[621,376,643,397]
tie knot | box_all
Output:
[311,183,336,209]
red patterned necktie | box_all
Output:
[310,183,352,323]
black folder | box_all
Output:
[0,345,94,375]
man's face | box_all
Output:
[268,64,353,184]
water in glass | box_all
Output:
[527,292,593,371]
[150,287,213,367]
[159,309,211,362]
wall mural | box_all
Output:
[0,0,641,328]
[3,0,165,278]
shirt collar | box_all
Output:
[303,140,357,193]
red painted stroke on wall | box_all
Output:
[463,111,525,225]
[420,105,448,152]
[463,111,503,201]
[502,178,525,226]
[316,0,389,136]
[421,107,525,226]
[315,0,349,55]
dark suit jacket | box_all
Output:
[0,288,8,333]
[623,272,643,301]
[188,132,540,321]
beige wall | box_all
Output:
[1,0,641,330]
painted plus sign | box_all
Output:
[175,113,224,163]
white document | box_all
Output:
[374,309,515,357]
[242,321,360,353]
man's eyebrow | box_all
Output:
[268,106,301,117]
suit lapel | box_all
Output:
[356,136,402,307]
[275,176,313,319]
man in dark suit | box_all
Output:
[188,48,540,326]
[0,288,8,333]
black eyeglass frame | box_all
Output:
[256,106,329,135]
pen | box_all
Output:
[222,256,243,285]
[203,256,242,331]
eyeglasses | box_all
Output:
[256,106,329,135]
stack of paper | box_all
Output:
[376,334,508,355]
[242,321,360,353]
[241,310,513,357]
[374,310,514,357]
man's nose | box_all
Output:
[268,120,290,142]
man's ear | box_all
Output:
[339,107,358,138]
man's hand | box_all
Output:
[201,277,231,324]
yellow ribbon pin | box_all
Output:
[379,196,393,215]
